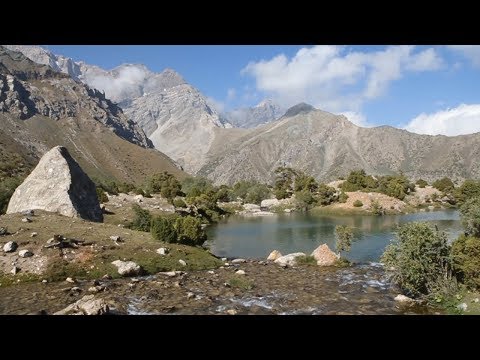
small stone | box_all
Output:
[394,294,415,304]
[267,250,282,261]
[66,277,75,283]
[21,217,32,223]
[457,303,468,311]
[221,258,227,262]
[235,270,246,275]
[474,298,479,303]
[163,271,177,277]
[232,258,246,264]
[42,279,48,283]
[224,282,231,288]
[179,259,187,266]
[207,270,215,274]
[22,210,34,217]
[110,235,121,242]
[11,266,19,275]
[102,274,112,280]
[156,247,168,255]
[224,262,230,266]
[187,292,195,299]
[111,260,142,277]
[19,249,33,258]
[30,232,38,237]
[226,309,237,315]
[70,287,82,292]
[0,227,8,236]
[3,241,18,253]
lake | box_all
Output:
[207,209,462,262]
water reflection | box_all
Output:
[207,209,462,262]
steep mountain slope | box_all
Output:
[0,46,184,184]
[199,106,480,185]
[225,99,284,128]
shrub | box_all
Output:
[0,177,22,214]
[455,180,480,204]
[370,199,383,215]
[173,198,187,208]
[181,177,214,198]
[174,216,206,246]
[432,177,454,192]
[146,172,182,202]
[316,184,336,205]
[150,215,178,243]
[353,200,363,207]
[459,197,480,237]
[245,183,271,205]
[451,234,480,290]
[294,173,318,192]
[381,222,452,298]
[338,191,349,203]
[216,185,234,202]
[296,255,317,265]
[128,204,152,232]
[96,187,109,203]
[335,225,354,253]
[416,179,428,188]
[294,190,316,209]
[274,187,289,200]
[117,182,135,194]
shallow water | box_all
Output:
[207,209,461,262]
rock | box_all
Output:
[260,198,280,209]
[0,227,8,236]
[11,266,19,275]
[3,241,18,253]
[66,277,75,283]
[226,309,237,315]
[160,271,177,277]
[235,270,246,275]
[207,270,215,274]
[473,298,479,303]
[224,262,230,267]
[156,247,168,255]
[274,252,306,267]
[457,303,468,312]
[221,258,227,262]
[134,194,144,203]
[6,146,103,222]
[187,292,195,299]
[22,210,34,217]
[111,260,142,276]
[394,294,415,304]
[42,279,47,283]
[284,209,293,213]
[70,287,82,293]
[243,203,260,212]
[30,232,38,237]
[102,274,112,280]
[267,250,282,261]
[21,217,32,223]
[311,244,339,266]
[110,235,121,242]
[88,286,104,293]
[18,249,33,258]
[179,259,187,266]
[54,295,109,315]
[231,258,246,264]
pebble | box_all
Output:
[187,292,195,299]
[42,279,48,283]
[11,266,19,275]
[235,270,246,275]
[156,247,167,255]
[226,309,237,315]
[207,270,215,274]
[21,217,32,223]
[221,258,227,262]
[19,249,33,258]
[3,241,17,253]
[66,277,75,283]
[457,303,468,311]
[110,235,121,242]
[232,259,246,264]
[70,287,82,292]
[30,232,38,237]
[179,259,187,266]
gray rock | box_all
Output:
[231,258,246,264]
[21,217,32,223]
[235,270,246,275]
[111,260,142,276]
[179,259,187,266]
[260,198,280,209]
[54,295,109,315]
[6,146,103,222]
[66,277,75,283]
[11,266,19,275]
[274,252,306,267]
[22,210,34,216]
[18,249,33,258]
[267,250,282,261]
[3,241,17,253]
[243,204,260,212]
[30,232,38,237]
[0,227,7,236]
[457,302,468,312]
[394,294,415,304]
[110,235,121,242]
[156,247,168,255]
[226,309,237,315]
[187,292,195,299]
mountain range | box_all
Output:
[3,45,480,186]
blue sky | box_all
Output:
[47,45,480,135]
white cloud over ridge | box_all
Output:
[447,45,480,67]
[404,104,480,136]
[242,45,444,115]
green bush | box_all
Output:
[274,187,289,200]
[316,184,337,205]
[145,172,182,202]
[216,185,234,202]
[338,191,349,203]
[0,177,22,214]
[451,234,480,290]
[455,180,480,204]
[459,197,480,237]
[381,222,452,298]
[353,200,363,207]
[416,179,428,188]
[335,225,354,253]
[181,177,215,198]
[150,215,178,243]
[432,177,454,192]
[173,198,187,208]
[128,204,152,232]
[174,216,206,246]
[294,190,316,209]
[117,182,135,194]
[294,173,318,192]
[370,199,383,215]
[96,187,109,203]
[245,183,271,205]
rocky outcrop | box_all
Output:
[111,260,142,276]
[267,250,282,261]
[225,99,284,128]
[311,244,339,266]
[274,252,306,267]
[6,146,103,222]
[3,241,17,253]
[54,295,109,315]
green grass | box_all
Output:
[295,255,317,266]
[227,276,254,290]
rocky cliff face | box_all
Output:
[7,146,103,222]
[199,105,480,185]
[225,99,284,128]
[0,46,184,184]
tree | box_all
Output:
[353,200,363,207]
[338,191,349,203]
[416,179,428,188]
[451,234,480,290]
[381,222,452,298]
[335,225,354,253]
[294,173,318,192]
[145,172,182,202]
[459,196,480,237]
[432,177,454,192]
[316,184,337,205]
[245,183,271,205]
[454,180,480,204]
[175,216,207,246]
[150,215,178,243]
[129,204,152,232]
[273,167,297,197]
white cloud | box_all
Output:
[205,96,225,113]
[242,45,444,114]
[227,88,236,101]
[404,104,480,136]
[447,45,480,67]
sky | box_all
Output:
[47,45,480,135]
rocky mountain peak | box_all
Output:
[282,103,316,118]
